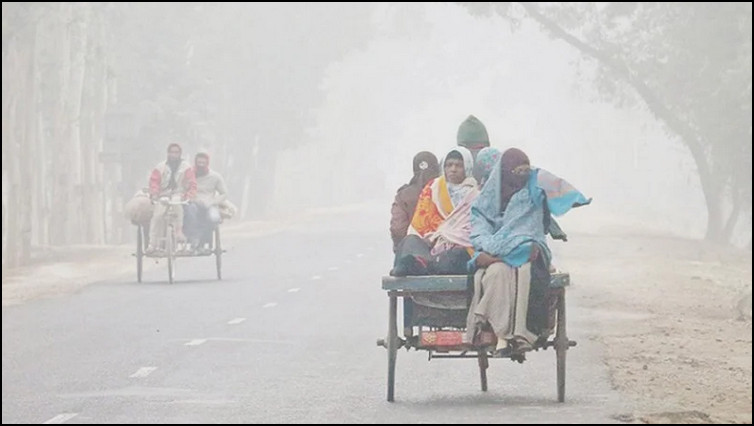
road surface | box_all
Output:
[2,206,630,423]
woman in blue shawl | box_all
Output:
[465,148,589,355]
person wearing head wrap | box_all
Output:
[472,147,502,188]
[392,147,479,276]
[465,148,590,356]
[146,143,197,254]
[390,151,440,252]
[184,151,229,253]
[457,115,490,161]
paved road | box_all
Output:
[2,207,630,423]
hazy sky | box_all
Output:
[273,3,736,242]
[2,2,751,248]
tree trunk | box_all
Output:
[80,14,96,243]
[1,203,5,268]
[4,39,23,267]
[5,93,20,267]
[19,20,38,265]
[3,21,37,267]
[1,46,13,266]
[82,7,107,244]
[720,190,743,243]
[65,4,89,245]
[704,197,725,242]
[49,3,73,246]
[32,8,51,248]
[33,105,48,246]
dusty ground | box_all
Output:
[556,232,752,424]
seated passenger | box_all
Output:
[392,146,479,276]
[146,143,196,254]
[456,114,490,162]
[464,148,589,355]
[475,146,567,270]
[472,147,502,188]
[184,151,228,254]
[390,151,440,253]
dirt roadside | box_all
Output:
[556,232,752,424]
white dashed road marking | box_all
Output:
[263,302,277,308]
[227,318,246,325]
[129,367,158,378]
[288,288,300,293]
[327,266,339,271]
[185,339,207,346]
[209,337,296,344]
[43,414,78,424]
[311,275,322,280]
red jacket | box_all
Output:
[149,160,197,201]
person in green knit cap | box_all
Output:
[456,115,490,162]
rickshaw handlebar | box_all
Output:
[157,197,189,206]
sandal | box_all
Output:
[511,337,533,355]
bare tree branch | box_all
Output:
[518,2,725,239]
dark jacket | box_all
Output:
[390,182,423,252]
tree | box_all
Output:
[464,2,752,243]
[3,3,112,265]
[3,2,40,266]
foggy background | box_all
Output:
[2,2,752,268]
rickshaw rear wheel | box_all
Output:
[136,225,144,283]
[387,294,398,402]
[555,291,567,402]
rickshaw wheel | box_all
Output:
[555,290,567,402]
[478,350,489,392]
[214,227,222,280]
[167,225,175,284]
[136,225,144,283]
[387,294,398,402]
